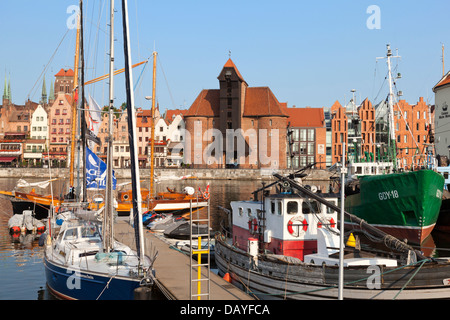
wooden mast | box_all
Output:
[69,14,81,189]
[150,51,157,197]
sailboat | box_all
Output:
[115,51,209,216]
[43,0,155,300]
[344,45,444,244]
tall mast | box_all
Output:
[79,0,87,202]
[122,0,145,262]
[103,0,115,253]
[377,44,400,170]
[150,51,157,197]
[69,13,81,190]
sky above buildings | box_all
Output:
[1,0,449,114]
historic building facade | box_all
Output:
[184,58,288,169]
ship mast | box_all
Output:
[377,44,400,170]
[69,15,80,190]
[122,0,145,263]
[103,0,115,253]
[150,51,157,198]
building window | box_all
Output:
[308,129,314,141]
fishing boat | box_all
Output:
[44,0,155,300]
[342,45,444,244]
[215,172,450,300]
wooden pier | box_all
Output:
[114,220,254,300]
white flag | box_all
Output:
[88,95,102,137]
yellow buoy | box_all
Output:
[346,233,356,247]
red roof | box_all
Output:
[285,107,324,127]
[185,89,220,117]
[242,87,288,117]
[223,58,245,82]
[433,72,450,91]
[55,68,74,77]
[165,109,187,123]
[185,87,288,118]
[186,59,287,118]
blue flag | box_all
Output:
[86,147,116,190]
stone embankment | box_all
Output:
[0,167,334,182]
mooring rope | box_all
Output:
[96,275,116,300]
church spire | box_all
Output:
[7,75,11,102]
[3,74,7,101]
[41,75,47,105]
[49,79,55,103]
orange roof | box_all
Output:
[285,107,324,127]
[55,68,74,77]
[222,58,245,82]
[242,87,288,117]
[185,89,220,117]
[165,109,187,123]
[185,87,288,118]
[433,71,450,91]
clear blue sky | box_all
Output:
[1,0,449,114]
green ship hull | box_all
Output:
[345,170,444,244]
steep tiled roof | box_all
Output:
[222,58,245,82]
[165,109,187,123]
[186,59,287,118]
[242,87,288,117]
[55,68,75,77]
[185,89,220,117]
[285,107,324,127]
[185,87,288,118]
[433,71,450,92]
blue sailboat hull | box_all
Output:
[44,256,142,300]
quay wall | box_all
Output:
[0,167,334,181]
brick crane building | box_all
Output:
[184,59,288,169]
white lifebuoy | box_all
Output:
[317,217,336,229]
[287,215,308,237]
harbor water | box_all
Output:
[2,176,450,300]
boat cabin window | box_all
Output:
[270,201,275,214]
[64,228,78,241]
[238,207,243,216]
[277,201,282,215]
[287,201,298,214]
[326,200,337,214]
[247,208,252,217]
[81,225,100,238]
[302,200,320,214]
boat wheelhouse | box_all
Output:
[231,192,339,261]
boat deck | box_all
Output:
[114,219,253,300]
